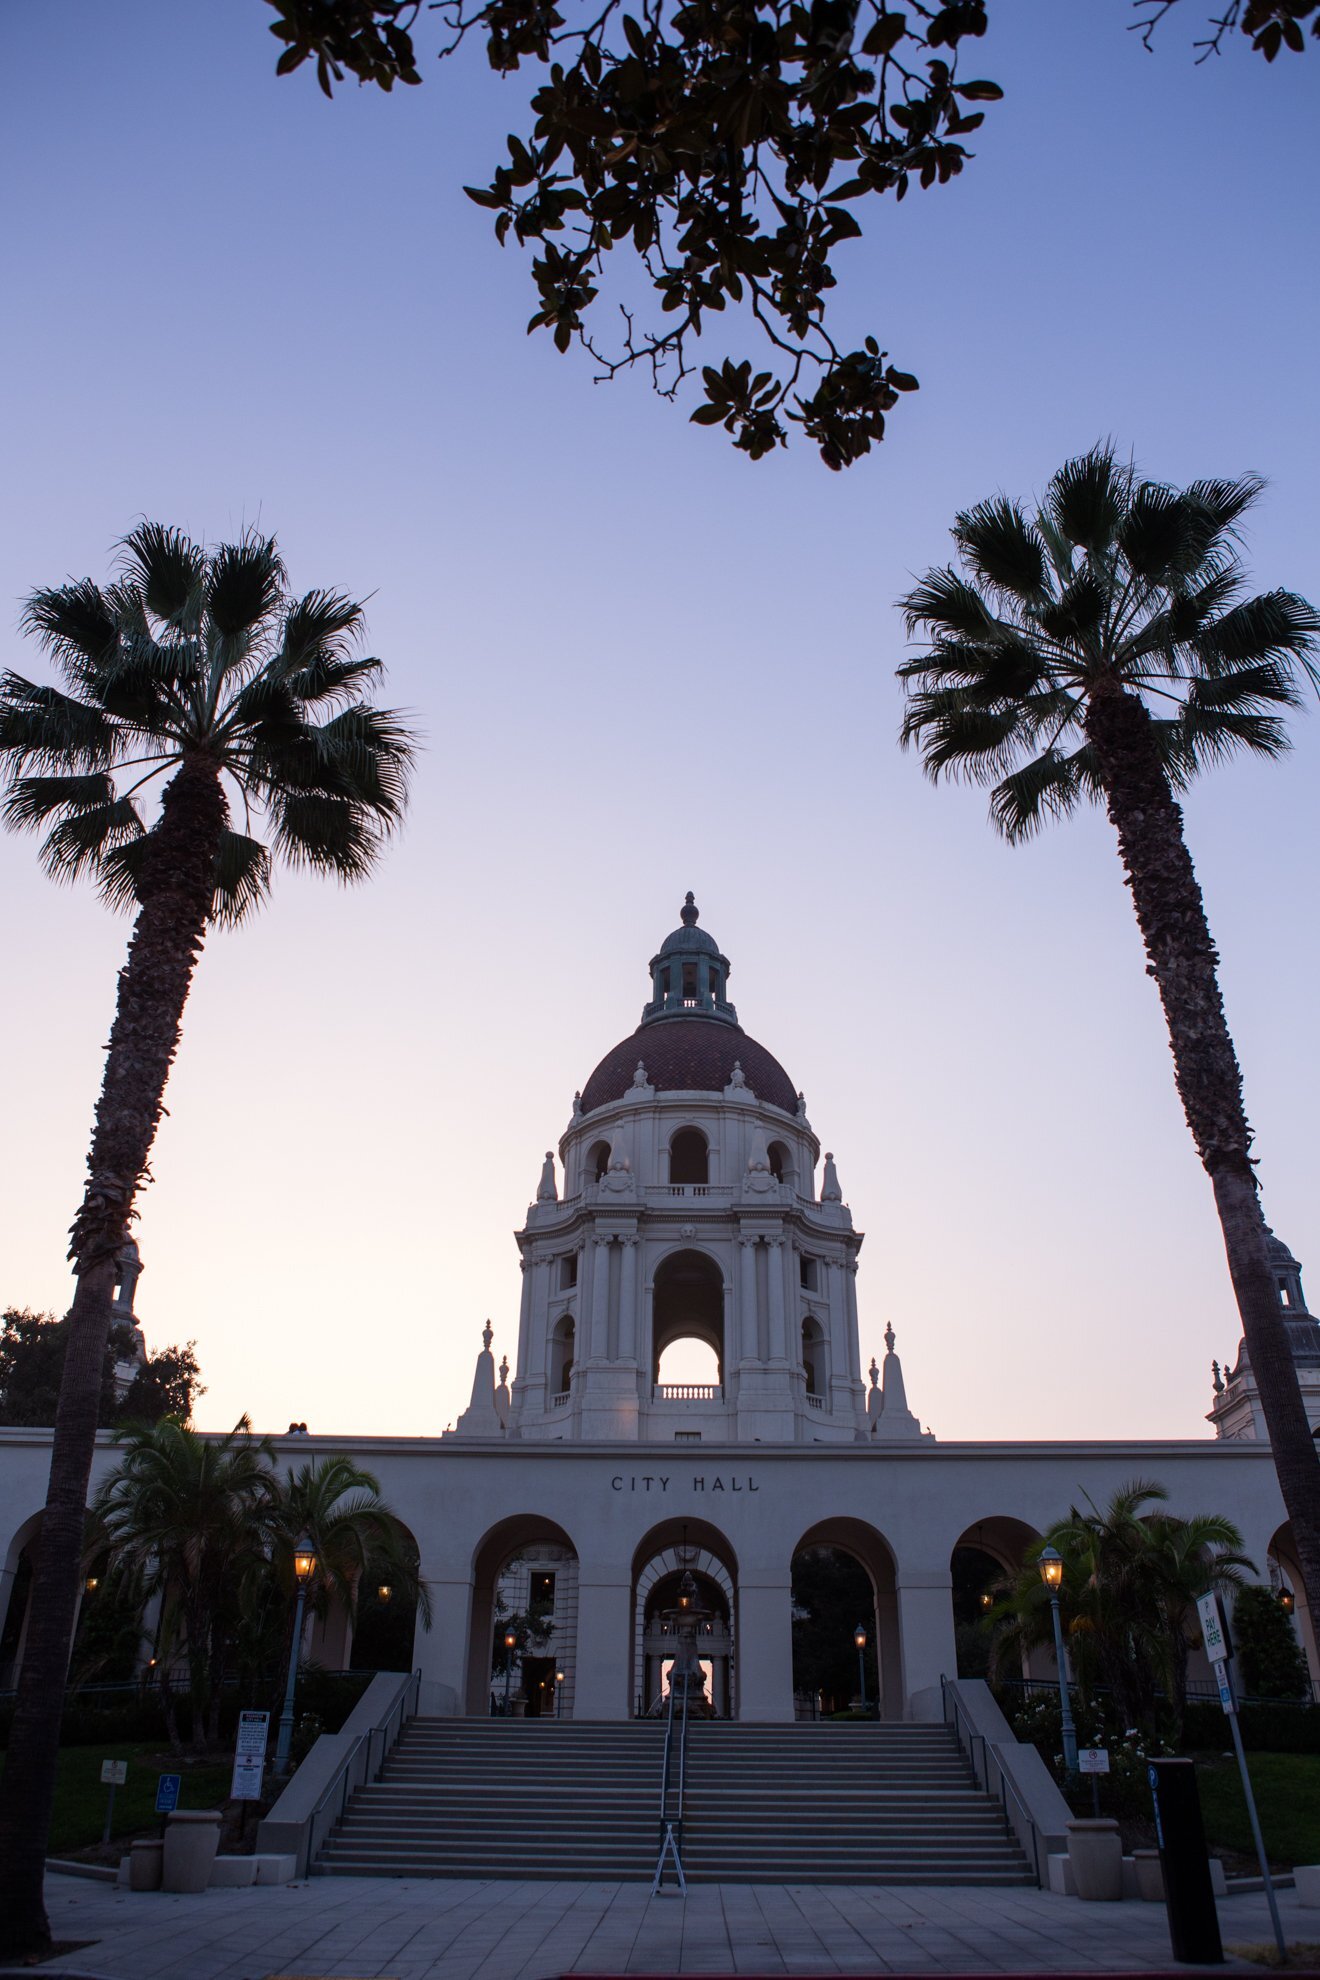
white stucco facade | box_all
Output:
[2,895,1316,1719]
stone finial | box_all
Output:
[868,1357,880,1389]
[482,1319,494,1352]
[499,1354,509,1384]
[633,1060,648,1087]
[873,1321,930,1441]
[884,1321,895,1354]
[1212,1359,1225,1395]
[451,1320,503,1438]
[680,891,699,927]
[796,1091,808,1119]
[822,1152,842,1203]
[537,1151,558,1203]
[571,1090,583,1119]
[730,1060,746,1089]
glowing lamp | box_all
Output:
[1038,1546,1064,1591]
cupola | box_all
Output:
[642,893,736,1025]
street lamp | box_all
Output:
[377,1583,393,1605]
[503,1628,517,1714]
[556,1668,565,1718]
[1279,1588,1296,1616]
[274,1536,317,1778]
[1037,1546,1078,1773]
[854,1624,869,1717]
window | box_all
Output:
[530,1571,556,1614]
[588,1140,611,1183]
[800,1255,818,1292]
[674,1431,702,1443]
[560,1255,578,1291]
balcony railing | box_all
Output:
[805,1393,825,1410]
[551,1392,571,1408]
[653,1383,723,1404]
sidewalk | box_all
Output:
[8,1871,1314,1979]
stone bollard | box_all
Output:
[1133,1848,1165,1902]
[162,1809,223,1893]
[1066,1818,1124,1901]
[129,1837,165,1892]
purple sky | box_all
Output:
[2,1,1318,1443]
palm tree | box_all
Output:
[266,1454,432,1644]
[92,1417,279,1749]
[898,447,1320,1613]
[0,524,415,1958]
[990,1480,1249,1742]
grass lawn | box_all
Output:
[48,1742,234,1855]
[1196,1751,1320,1871]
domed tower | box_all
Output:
[506,895,869,1443]
[1208,1229,1320,1440]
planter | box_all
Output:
[162,1809,222,1893]
[1066,1819,1123,1901]
[129,1838,164,1892]
[1133,1849,1165,1902]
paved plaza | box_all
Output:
[8,1871,1313,1979]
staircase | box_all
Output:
[315,1719,1034,1884]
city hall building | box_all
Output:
[2,895,1316,1719]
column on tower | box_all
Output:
[617,1236,639,1362]
[766,1236,787,1362]
[587,1235,612,1361]
[738,1235,759,1366]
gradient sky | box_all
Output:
[2,1,1317,1445]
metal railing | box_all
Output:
[651,1676,691,1894]
[305,1668,420,1874]
[994,1673,1320,1710]
[942,1676,1044,1888]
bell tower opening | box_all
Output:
[669,1127,709,1186]
[652,1249,725,1394]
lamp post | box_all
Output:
[274,1537,317,1778]
[1037,1546,1078,1774]
[503,1628,517,1714]
[854,1624,869,1716]
[377,1583,393,1606]
[556,1668,565,1718]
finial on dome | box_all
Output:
[680,891,699,927]
[482,1319,493,1353]
[884,1321,896,1354]
[868,1357,880,1389]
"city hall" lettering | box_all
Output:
[610,1474,760,1493]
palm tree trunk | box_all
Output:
[0,754,225,1961]
[1084,682,1320,1614]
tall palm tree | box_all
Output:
[92,1417,279,1749]
[898,447,1320,1613]
[0,524,415,1958]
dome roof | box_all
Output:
[660,923,718,956]
[580,1018,797,1117]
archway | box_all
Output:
[791,1517,899,1718]
[651,1248,725,1395]
[632,1519,737,1718]
[549,1314,576,1397]
[1267,1522,1319,1691]
[465,1514,579,1718]
[669,1128,710,1187]
[950,1516,1041,1682]
[349,1517,423,1676]
[0,1511,44,1691]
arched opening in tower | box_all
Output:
[651,1248,725,1393]
[668,1127,709,1186]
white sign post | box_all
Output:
[99,1757,127,1842]
[1200,1597,1284,1958]
[1078,1747,1109,1814]
[230,1709,270,1803]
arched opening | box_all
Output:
[950,1517,1042,1684]
[349,1517,423,1676]
[791,1518,899,1718]
[549,1314,576,1397]
[0,1511,43,1692]
[767,1140,794,1188]
[1266,1522,1319,1692]
[465,1515,578,1718]
[587,1140,611,1185]
[669,1128,710,1186]
[801,1317,826,1397]
[632,1519,738,1718]
[651,1248,725,1394]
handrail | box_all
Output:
[651,1679,689,1893]
[941,1675,1043,1888]
[304,1668,421,1873]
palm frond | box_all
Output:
[899,568,1000,642]
[97,836,151,913]
[3,771,115,830]
[1116,481,1189,582]
[205,535,285,638]
[951,498,1048,602]
[1194,590,1320,675]
[0,674,117,770]
[20,581,119,679]
[988,746,1094,842]
[118,523,206,632]
[1187,660,1303,712]
[307,705,415,821]
[1045,446,1125,554]
[1178,705,1292,766]
[1182,473,1265,556]
[1037,572,1107,644]
[40,797,144,885]
[899,692,1023,784]
[277,590,366,672]
[270,791,380,877]
[211,830,273,927]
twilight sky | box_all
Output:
[2,1,1317,1445]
